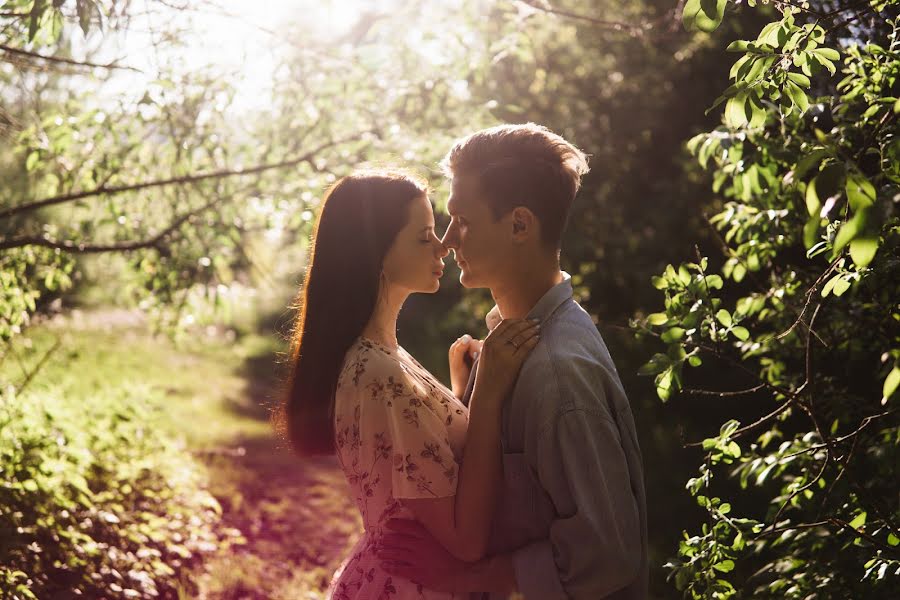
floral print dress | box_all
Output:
[328,337,470,600]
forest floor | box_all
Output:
[24,308,362,599]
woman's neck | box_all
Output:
[361,284,408,349]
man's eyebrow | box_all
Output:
[419,225,434,232]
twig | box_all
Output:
[682,383,767,397]
[16,336,62,395]
[519,0,648,36]
[0,196,222,253]
[0,132,367,220]
[0,44,143,72]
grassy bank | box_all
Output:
[1,310,361,599]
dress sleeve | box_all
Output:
[359,356,459,499]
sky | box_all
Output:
[87,0,395,113]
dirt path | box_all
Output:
[188,345,363,599]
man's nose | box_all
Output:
[440,225,457,249]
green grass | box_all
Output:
[2,310,362,599]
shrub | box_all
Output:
[0,382,232,599]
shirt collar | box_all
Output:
[485,272,573,331]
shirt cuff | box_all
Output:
[512,540,568,600]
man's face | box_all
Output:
[441,175,513,289]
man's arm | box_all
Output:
[378,519,517,594]
[512,407,643,599]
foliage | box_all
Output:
[636,2,900,597]
[0,380,237,598]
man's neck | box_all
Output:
[491,265,563,320]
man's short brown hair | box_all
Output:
[440,123,590,248]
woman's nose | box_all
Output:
[435,238,450,258]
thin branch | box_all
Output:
[784,409,899,459]
[0,44,143,72]
[753,519,831,538]
[0,195,222,253]
[682,383,767,397]
[16,335,62,395]
[519,0,648,36]
[0,132,367,221]
[764,450,830,534]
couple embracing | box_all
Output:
[278,124,648,600]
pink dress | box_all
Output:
[328,337,470,600]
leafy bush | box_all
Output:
[636,4,900,598]
[0,382,234,598]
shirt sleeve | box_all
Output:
[360,359,459,500]
[512,408,642,599]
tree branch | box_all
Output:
[519,0,648,36]
[0,132,368,221]
[0,196,223,253]
[0,44,143,72]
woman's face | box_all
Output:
[382,194,449,293]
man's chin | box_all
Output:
[458,271,483,289]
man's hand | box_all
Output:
[376,518,469,593]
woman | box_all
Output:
[277,170,539,599]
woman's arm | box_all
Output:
[401,319,539,562]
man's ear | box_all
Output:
[511,206,536,241]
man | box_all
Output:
[378,123,648,599]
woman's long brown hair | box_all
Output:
[276,170,427,455]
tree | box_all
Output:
[636,1,899,596]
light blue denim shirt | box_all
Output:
[463,273,648,600]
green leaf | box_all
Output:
[732,326,750,341]
[655,367,674,401]
[833,277,851,297]
[713,559,735,573]
[849,237,878,269]
[25,150,40,172]
[883,366,900,403]
[682,0,727,33]
[888,532,900,546]
[786,80,809,113]
[725,91,749,128]
[803,215,820,249]
[833,207,869,252]
[716,309,733,327]
[647,312,669,326]
[726,40,750,53]
[805,176,822,216]
[814,47,841,61]
[848,511,867,530]
[845,174,876,211]
[661,327,686,343]
[78,0,94,36]
[639,353,671,376]
[29,0,47,42]
[787,72,811,88]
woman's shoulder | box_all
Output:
[338,337,407,390]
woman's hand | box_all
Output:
[449,334,482,399]
[474,319,540,401]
